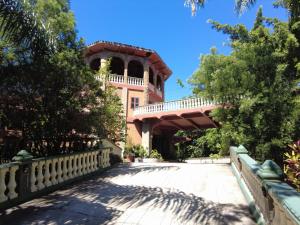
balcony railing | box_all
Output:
[133,97,218,116]
[96,74,144,86]
[127,76,144,86]
[108,74,124,83]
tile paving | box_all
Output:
[0,162,256,225]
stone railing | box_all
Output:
[0,148,110,209]
[230,146,300,225]
[95,74,145,87]
[108,74,124,83]
[133,97,217,116]
[127,76,144,86]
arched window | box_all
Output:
[149,67,154,85]
[90,58,100,71]
[157,75,162,90]
[110,57,124,75]
[128,60,144,78]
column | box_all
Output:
[124,58,129,84]
[100,58,108,90]
[142,121,152,155]
[143,63,150,105]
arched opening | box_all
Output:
[90,58,100,71]
[149,67,154,85]
[157,75,162,90]
[128,60,144,79]
[110,57,124,75]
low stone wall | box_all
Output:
[0,148,110,210]
[230,146,300,225]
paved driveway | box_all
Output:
[0,163,256,225]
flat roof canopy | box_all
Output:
[85,41,172,80]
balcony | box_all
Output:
[96,74,163,97]
[133,97,217,116]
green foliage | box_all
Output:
[284,141,300,191]
[149,149,163,159]
[124,145,147,158]
[0,0,125,158]
[189,8,300,165]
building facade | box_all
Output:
[85,41,172,154]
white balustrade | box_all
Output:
[78,154,83,176]
[0,167,9,202]
[133,97,217,116]
[108,74,124,84]
[63,157,69,181]
[69,156,74,179]
[73,155,78,177]
[44,159,52,187]
[7,165,18,199]
[51,159,58,185]
[31,162,38,192]
[57,158,63,183]
[0,149,110,206]
[128,76,144,86]
[37,161,45,190]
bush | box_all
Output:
[149,149,163,159]
[284,141,300,191]
[124,145,147,158]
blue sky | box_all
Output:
[70,0,287,101]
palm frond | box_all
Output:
[235,0,257,14]
[184,0,206,15]
[0,0,56,57]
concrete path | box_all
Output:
[0,163,256,225]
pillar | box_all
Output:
[100,58,108,90]
[124,58,128,84]
[142,121,152,155]
[143,63,150,105]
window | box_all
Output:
[131,97,139,109]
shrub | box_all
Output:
[124,145,147,158]
[149,149,163,159]
[284,141,300,191]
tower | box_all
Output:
[85,41,172,152]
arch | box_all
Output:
[128,60,144,78]
[149,67,154,85]
[157,75,162,90]
[90,58,100,71]
[110,57,124,75]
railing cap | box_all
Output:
[235,145,249,154]
[256,160,284,180]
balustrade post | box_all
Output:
[7,165,18,199]
[44,160,51,187]
[78,154,83,176]
[0,167,8,202]
[31,162,38,192]
[37,161,45,190]
[57,158,63,183]
[51,159,58,185]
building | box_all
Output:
[85,41,217,159]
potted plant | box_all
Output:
[143,149,163,163]
[133,145,147,162]
[124,146,135,162]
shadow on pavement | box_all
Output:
[0,164,255,225]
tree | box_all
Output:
[189,8,300,164]
[0,0,125,160]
